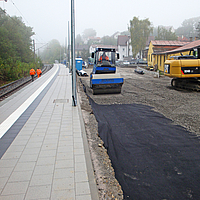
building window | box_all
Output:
[160,56,162,66]
[123,48,125,52]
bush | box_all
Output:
[0,58,41,82]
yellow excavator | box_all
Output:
[164,54,200,91]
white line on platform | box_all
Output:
[0,64,59,139]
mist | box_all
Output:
[1,0,200,46]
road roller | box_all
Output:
[90,47,124,94]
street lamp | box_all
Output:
[71,0,77,106]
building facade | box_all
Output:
[148,40,189,71]
[117,35,132,60]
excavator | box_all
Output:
[90,47,124,94]
[164,51,200,91]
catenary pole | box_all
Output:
[71,0,77,106]
[68,21,71,72]
[33,39,35,62]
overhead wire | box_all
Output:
[0,0,6,10]
[8,0,47,47]
[10,0,29,25]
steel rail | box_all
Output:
[0,65,53,100]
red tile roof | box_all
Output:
[154,40,200,54]
[164,39,200,54]
[177,36,189,42]
[151,40,189,46]
[152,40,200,55]
[117,35,129,46]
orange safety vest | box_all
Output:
[30,68,36,75]
[99,55,109,62]
[36,69,42,75]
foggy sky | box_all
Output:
[1,0,200,49]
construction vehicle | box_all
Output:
[90,47,124,94]
[164,55,200,91]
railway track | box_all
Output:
[0,64,53,101]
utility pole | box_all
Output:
[65,37,67,65]
[33,39,36,63]
[60,48,61,63]
[68,21,71,71]
[71,0,77,106]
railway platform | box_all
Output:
[0,64,98,200]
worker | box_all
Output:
[29,68,36,82]
[36,68,42,78]
[99,52,109,62]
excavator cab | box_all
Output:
[164,53,200,90]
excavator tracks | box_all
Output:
[171,78,200,91]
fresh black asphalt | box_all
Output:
[90,98,200,199]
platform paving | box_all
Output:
[0,64,98,200]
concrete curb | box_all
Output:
[76,92,99,200]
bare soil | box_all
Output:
[77,65,200,199]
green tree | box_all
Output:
[121,31,130,36]
[0,8,38,82]
[75,34,83,45]
[82,28,96,40]
[175,17,200,39]
[155,26,177,40]
[129,17,153,57]
[40,39,63,63]
[196,22,200,38]
[0,10,34,63]
[81,48,90,61]
[101,36,117,46]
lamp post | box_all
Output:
[71,0,77,106]
[68,21,71,72]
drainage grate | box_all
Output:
[53,99,69,103]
